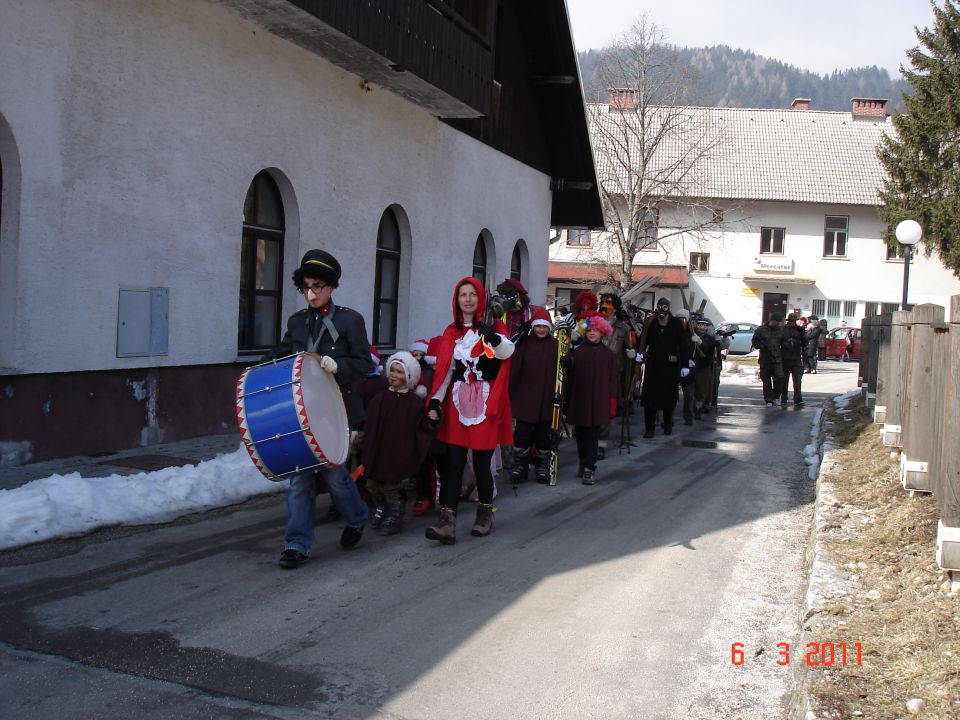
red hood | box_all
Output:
[452,276,486,326]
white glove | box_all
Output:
[319,355,338,374]
[626,348,637,359]
[688,359,696,368]
[634,352,645,364]
[690,334,702,345]
[680,368,690,378]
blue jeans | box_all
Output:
[285,464,368,555]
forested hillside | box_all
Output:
[578,45,910,112]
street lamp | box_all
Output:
[894,219,922,311]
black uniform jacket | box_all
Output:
[263,302,375,428]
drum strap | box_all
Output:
[308,315,340,352]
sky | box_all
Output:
[565,0,937,76]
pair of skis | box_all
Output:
[549,325,569,486]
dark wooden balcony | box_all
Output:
[221,0,494,118]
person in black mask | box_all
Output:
[635,297,690,438]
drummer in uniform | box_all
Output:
[265,249,374,569]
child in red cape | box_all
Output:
[425,277,514,544]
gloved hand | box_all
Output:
[634,352,645,364]
[427,398,442,424]
[691,333,702,345]
[689,359,696,369]
[319,355,338,374]
[515,321,532,338]
[680,368,690,379]
[475,322,501,346]
[626,348,637,359]
[609,398,618,419]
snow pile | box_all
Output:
[720,360,761,385]
[803,408,824,479]
[0,447,281,550]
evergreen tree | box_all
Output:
[879,0,960,276]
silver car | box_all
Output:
[715,322,759,355]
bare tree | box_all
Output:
[587,16,729,291]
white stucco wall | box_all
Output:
[0,0,552,374]
[550,200,960,326]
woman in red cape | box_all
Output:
[425,277,514,544]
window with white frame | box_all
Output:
[638,208,659,249]
[373,208,402,348]
[689,252,710,273]
[843,300,857,317]
[827,300,841,317]
[566,228,591,246]
[886,243,904,260]
[760,227,785,254]
[811,299,826,317]
[823,215,848,257]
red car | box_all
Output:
[825,327,862,360]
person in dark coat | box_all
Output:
[636,297,691,438]
[691,317,719,417]
[508,306,558,484]
[752,313,786,406]
[779,314,806,407]
[263,249,374,569]
[597,293,636,456]
[410,338,443,516]
[362,352,436,536]
[563,312,619,485]
[804,316,821,373]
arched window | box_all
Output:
[510,243,522,280]
[472,234,487,284]
[373,208,401,347]
[238,171,285,352]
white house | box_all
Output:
[549,95,960,326]
[0,0,602,463]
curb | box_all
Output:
[789,397,858,720]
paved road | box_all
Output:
[0,363,859,720]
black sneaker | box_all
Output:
[794,400,805,407]
[340,525,364,549]
[279,549,308,569]
[581,468,596,485]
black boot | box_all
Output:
[370,495,387,529]
[378,502,404,536]
[510,446,530,482]
[535,449,551,483]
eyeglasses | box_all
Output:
[301,282,329,295]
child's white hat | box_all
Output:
[386,351,422,392]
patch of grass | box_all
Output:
[807,397,960,719]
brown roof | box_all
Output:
[548,261,688,287]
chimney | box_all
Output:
[851,97,888,120]
[791,98,811,111]
[609,88,636,111]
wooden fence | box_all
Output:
[859,295,960,574]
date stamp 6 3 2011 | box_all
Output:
[731,642,864,667]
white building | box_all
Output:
[549,95,960,326]
[0,0,601,463]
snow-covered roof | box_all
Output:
[587,103,895,207]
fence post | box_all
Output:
[900,304,946,492]
[859,316,878,407]
[873,313,893,423]
[937,295,960,573]
[880,311,911,445]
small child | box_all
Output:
[508,307,558,483]
[362,351,437,535]
[563,312,618,485]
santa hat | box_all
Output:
[367,345,382,376]
[386,351,422,393]
[674,308,690,321]
[578,310,613,337]
[409,338,429,354]
[530,306,553,329]
[573,290,599,315]
[424,335,444,367]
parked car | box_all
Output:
[825,327,862,360]
[715,322,759,355]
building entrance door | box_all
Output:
[762,292,789,324]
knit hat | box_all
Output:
[386,351,422,392]
[530,306,553,329]
[293,249,341,288]
[409,338,429,354]
[770,312,783,322]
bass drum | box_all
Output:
[236,353,350,480]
